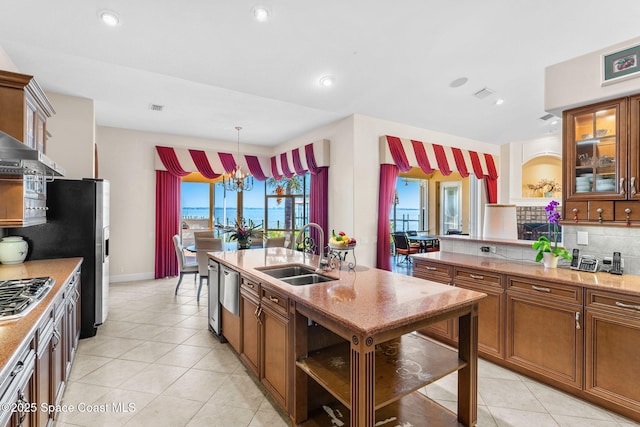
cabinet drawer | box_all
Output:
[454,267,502,289]
[241,277,259,298]
[507,276,582,305]
[588,201,614,222]
[261,286,289,318]
[413,261,451,284]
[614,201,640,222]
[564,202,588,221]
[586,289,640,317]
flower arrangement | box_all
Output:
[221,219,264,248]
[527,178,561,195]
[532,200,572,263]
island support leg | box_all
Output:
[351,335,375,426]
[292,310,309,424]
[457,304,479,426]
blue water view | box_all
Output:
[182,207,421,229]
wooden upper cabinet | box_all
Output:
[0,70,55,153]
[562,94,640,224]
[629,94,640,201]
[563,97,627,202]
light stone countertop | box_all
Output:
[413,252,640,296]
[0,258,82,381]
[209,247,486,337]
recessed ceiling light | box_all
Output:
[449,77,468,88]
[550,120,559,126]
[495,98,505,106]
[99,10,121,26]
[319,75,334,87]
[252,5,270,22]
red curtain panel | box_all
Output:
[376,164,399,271]
[155,170,181,278]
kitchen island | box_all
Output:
[209,248,486,426]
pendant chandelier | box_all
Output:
[222,126,254,192]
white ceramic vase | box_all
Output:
[0,236,29,264]
[542,252,558,269]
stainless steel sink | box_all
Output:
[259,265,317,279]
[280,274,334,286]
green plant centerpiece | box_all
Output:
[532,200,572,267]
[224,219,264,249]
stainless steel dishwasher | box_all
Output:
[208,259,221,336]
[220,264,240,316]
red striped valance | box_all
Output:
[381,135,498,180]
[155,139,330,181]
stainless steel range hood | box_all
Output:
[0,130,64,176]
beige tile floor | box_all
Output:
[55,276,639,427]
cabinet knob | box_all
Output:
[597,207,603,223]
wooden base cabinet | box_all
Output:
[506,276,583,390]
[412,259,454,342]
[585,289,640,420]
[240,290,260,377]
[236,277,291,411]
[260,302,289,409]
[259,285,290,411]
[453,267,505,360]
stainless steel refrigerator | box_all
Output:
[10,178,110,338]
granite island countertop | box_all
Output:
[209,248,486,337]
[412,251,640,296]
[0,258,82,378]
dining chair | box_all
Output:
[194,235,223,302]
[173,234,198,296]
[265,236,288,248]
[392,232,419,264]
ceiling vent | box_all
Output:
[539,113,555,121]
[149,104,164,112]
[473,87,495,100]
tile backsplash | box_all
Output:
[440,224,640,276]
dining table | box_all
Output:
[407,235,440,252]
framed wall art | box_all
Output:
[602,44,640,86]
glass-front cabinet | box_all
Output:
[563,94,640,225]
[564,98,627,201]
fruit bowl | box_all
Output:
[329,241,356,250]
[329,230,356,249]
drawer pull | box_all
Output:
[10,361,24,377]
[268,295,279,303]
[425,266,437,271]
[531,285,551,293]
[615,301,640,311]
[246,283,255,288]
[469,274,484,280]
[575,312,581,330]
[256,307,263,325]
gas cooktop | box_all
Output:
[0,277,54,321]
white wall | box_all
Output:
[96,126,273,282]
[506,135,562,205]
[278,114,500,267]
[45,93,95,179]
[0,46,18,72]
[546,36,640,114]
